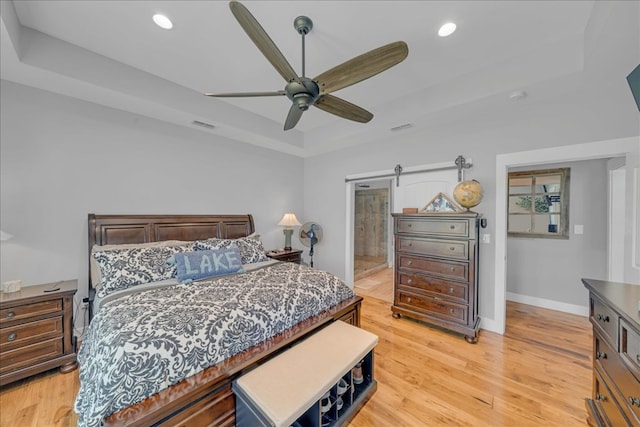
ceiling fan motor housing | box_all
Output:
[286,78,320,110]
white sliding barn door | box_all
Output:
[392,170,460,213]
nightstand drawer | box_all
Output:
[396,218,471,238]
[0,338,63,374]
[397,273,468,304]
[0,317,63,351]
[397,237,469,260]
[397,254,469,281]
[0,300,62,324]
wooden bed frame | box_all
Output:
[87,214,363,426]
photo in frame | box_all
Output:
[420,192,464,213]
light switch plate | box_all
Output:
[482,234,491,244]
[574,225,584,235]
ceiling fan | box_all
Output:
[205,1,409,131]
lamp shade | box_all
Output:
[0,230,13,241]
[277,213,301,228]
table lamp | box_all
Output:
[277,213,301,251]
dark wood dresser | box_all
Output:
[0,280,78,386]
[582,278,640,426]
[391,212,480,343]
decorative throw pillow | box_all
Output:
[168,247,244,283]
[195,236,269,264]
[93,243,194,295]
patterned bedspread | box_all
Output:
[74,262,355,427]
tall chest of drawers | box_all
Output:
[582,278,640,427]
[0,280,78,386]
[391,212,480,343]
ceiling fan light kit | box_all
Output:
[206,1,409,131]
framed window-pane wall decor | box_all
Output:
[508,168,570,238]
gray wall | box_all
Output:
[506,160,608,308]
[0,80,304,331]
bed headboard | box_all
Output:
[87,213,255,307]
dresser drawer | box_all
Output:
[590,296,618,348]
[595,334,640,425]
[620,319,640,380]
[396,218,471,238]
[397,292,467,323]
[0,338,63,374]
[396,254,469,282]
[397,237,469,260]
[0,317,63,351]
[593,368,632,427]
[0,300,62,324]
[397,273,468,304]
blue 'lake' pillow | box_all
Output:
[168,246,244,283]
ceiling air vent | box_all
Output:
[390,123,414,132]
[192,120,216,130]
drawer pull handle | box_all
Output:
[6,311,15,319]
[407,279,413,285]
[450,267,456,272]
[449,287,455,293]
[407,224,412,228]
[449,225,455,230]
[629,396,640,407]
[449,309,455,314]
[449,247,455,251]
[408,243,413,247]
[596,393,607,402]
[407,260,413,266]
[596,314,610,323]
[406,297,412,303]
[595,351,607,360]
[7,333,17,341]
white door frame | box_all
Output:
[608,167,626,281]
[494,136,639,334]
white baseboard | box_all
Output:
[507,292,589,317]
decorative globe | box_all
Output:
[453,179,484,210]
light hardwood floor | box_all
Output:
[354,267,393,303]
[0,298,592,427]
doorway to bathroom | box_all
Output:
[353,181,391,281]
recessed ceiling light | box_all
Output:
[438,22,457,37]
[153,14,173,30]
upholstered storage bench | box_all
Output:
[233,321,378,427]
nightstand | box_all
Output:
[0,279,78,386]
[267,249,303,264]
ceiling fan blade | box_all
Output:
[205,91,286,97]
[284,104,304,130]
[229,1,301,84]
[314,41,408,95]
[314,95,373,123]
